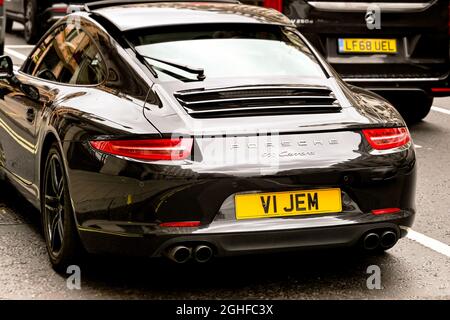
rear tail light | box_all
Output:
[362,127,411,150]
[89,138,193,161]
[263,0,283,12]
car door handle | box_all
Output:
[26,108,35,122]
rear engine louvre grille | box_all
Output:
[174,86,341,118]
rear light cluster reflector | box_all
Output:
[159,221,201,227]
[431,88,450,93]
[371,208,401,215]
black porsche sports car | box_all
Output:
[0,0,416,270]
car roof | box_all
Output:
[89,1,293,31]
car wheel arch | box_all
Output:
[38,131,83,231]
[40,132,58,174]
[39,133,86,269]
[39,133,68,199]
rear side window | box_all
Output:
[25,24,107,85]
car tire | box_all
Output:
[23,0,40,44]
[396,94,433,124]
[41,143,85,272]
[5,17,13,33]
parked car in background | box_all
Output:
[0,0,5,55]
[4,0,89,44]
[245,0,450,123]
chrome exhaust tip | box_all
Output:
[165,245,192,264]
[193,245,213,263]
[363,233,380,250]
[380,230,398,249]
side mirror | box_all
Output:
[0,55,39,100]
[0,56,14,80]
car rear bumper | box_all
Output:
[344,74,450,98]
[78,211,414,257]
[65,134,416,258]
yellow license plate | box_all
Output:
[338,38,397,54]
[235,188,342,220]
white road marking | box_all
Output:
[4,48,27,61]
[5,45,34,49]
[403,227,450,258]
[414,144,422,149]
[431,106,450,116]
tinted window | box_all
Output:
[26,24,106,85]
[129,24,325,82]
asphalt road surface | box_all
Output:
[1,25,450,300]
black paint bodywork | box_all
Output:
[0,2,416,257]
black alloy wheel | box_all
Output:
[42,143,83,272]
